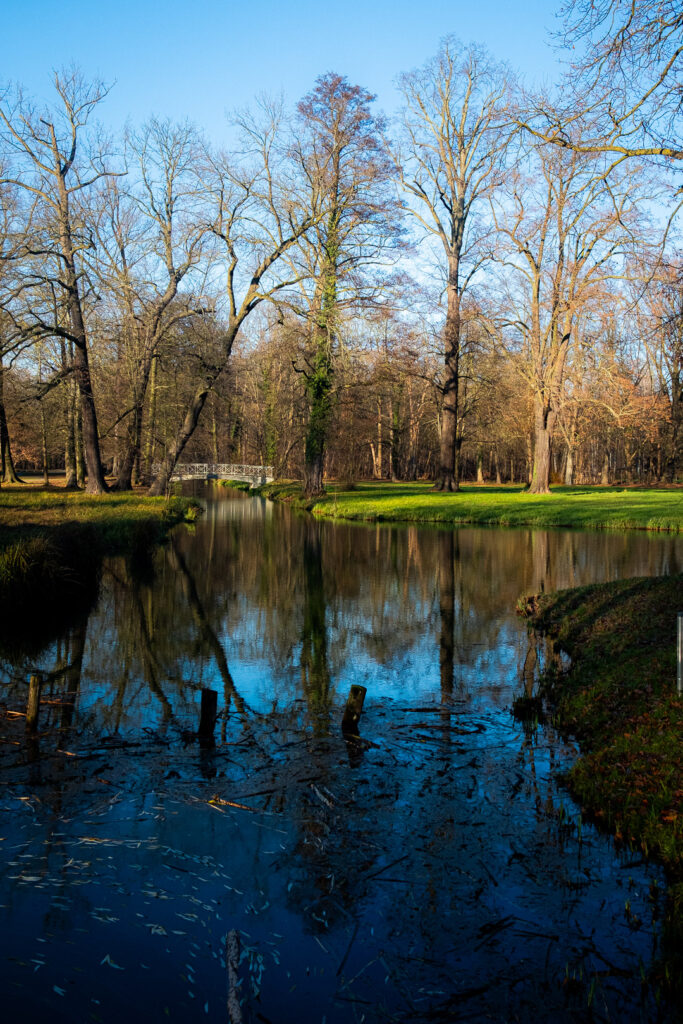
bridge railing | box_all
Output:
[153,463,274,484]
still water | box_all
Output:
[1,486,682,1023]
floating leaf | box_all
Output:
[100,953,124,970]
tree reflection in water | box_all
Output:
[1,486,682,1022]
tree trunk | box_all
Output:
[564,445,574,486]
[211,393,219,464]
[40,401,50,486]
[304,449,325,498]
[601,450,610,486]
[0,355,21,484]
[390,392,400,481]
[303,320,334,499]
[529,400,554,494]
[303,209,337,500]
[434,268,460,492]
[476,448,484,483]
[669,365,682,481]
[113,402,144,491]
[141,353,158,486]
[75,402,86,488]
[376,396,383,479]
[56,183,108,494]
[61,342,78,489]
[148,378,213,496]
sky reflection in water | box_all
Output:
[1,487,682,1023]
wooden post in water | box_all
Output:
[26,674,41,733]
[342,684,367,734]
[198,688,218,740]
[678,613,682,696]
[226,928,242,1024]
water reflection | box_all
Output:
[1,486,682,1023]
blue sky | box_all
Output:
[4,0,565,141]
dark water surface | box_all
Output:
[1,486,683,1023]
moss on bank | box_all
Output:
[251,480,683,532]
[527,573,683,983]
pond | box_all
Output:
[1,486,682,1023]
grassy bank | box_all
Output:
[252,480,683,532]
[0,484,199,652]
[217,479,253,493]
[527,573,683,969]
[0,485,197,540]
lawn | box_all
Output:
[257,480,683,532]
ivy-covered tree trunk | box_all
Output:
[303,210,338,500]
[303,335,333,497]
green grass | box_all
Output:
[527,574,683,985]
[218,479,253,493]
[0,485,199,638]
[257,480,683,532]
[0,485,196,539]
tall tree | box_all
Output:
[147,100,324,495]
[398,39,509,490]
[0,172,28,485]
[0,71,119,492]
[91,119,206,489]
[491,138,646,492]
[639,256,683,479]
[296,73,397,497]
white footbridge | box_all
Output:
[161,463,274,486]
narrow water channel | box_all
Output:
[1,486,682,1023]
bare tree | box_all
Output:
[294,73,399,497]
[0,70,121,492]
[638,256,683,478]
[90,118,207,489]
[147,100,324,496]
[491,133,648,492]
[527,2,682,167]
[397,38,509,490]
[0,170,29,485]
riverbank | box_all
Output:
[253,480,683,532]
[526,572,683,975]
[0,483,199,653]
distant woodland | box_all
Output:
[1,1,681,496]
